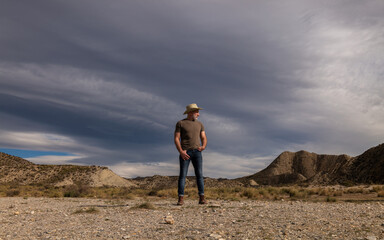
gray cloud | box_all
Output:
[1,0,383,178]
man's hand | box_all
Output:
[180,150,190,160]
[197,146,205,152]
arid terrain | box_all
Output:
[1,197,384,240]
[1,143,384,239]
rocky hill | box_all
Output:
[239,151,352,185]
[346,143,384,184]
[2,142,384,188]
[240,143,384,185]
[0,152,135,187]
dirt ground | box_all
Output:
[1,197,384,240]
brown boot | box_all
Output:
[199,195,207,204]
[177,196,184,206]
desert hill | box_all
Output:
[346,143,384,183]
[239,151,352,185]
[240,143,384,185]
[2,142,384,188]
[0,152,135,187]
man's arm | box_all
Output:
[198,131,207,152]
[174,131,190,160]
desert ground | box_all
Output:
[1,197,383,240]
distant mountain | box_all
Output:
[2,142,384,188]
[0,152,135,187]
[239,143,384,185]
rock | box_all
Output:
[209,233,223,239]
[164,215,174,225]
[249,179,258,186]
[365,236,376,240]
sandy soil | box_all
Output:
[1,197,383,240]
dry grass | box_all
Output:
[1,183,383,202]
[378,191,384,197]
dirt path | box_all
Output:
[1,197,383,239]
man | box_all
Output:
[174,103,207,205]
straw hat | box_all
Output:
[183,103,203,114]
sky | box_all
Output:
[1,0,384,179]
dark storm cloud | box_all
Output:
[1,0,383,178]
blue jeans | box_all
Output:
[178,149,204,196]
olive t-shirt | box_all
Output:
[175,119,205,150]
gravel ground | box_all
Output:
[1,197,383,240]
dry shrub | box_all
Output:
[205,187,241,200]
[332,190,343,197]
[307,188,320,195]
[129,188,151,197]
[362,188,371,194]
[240,188,259,199]
[257,189,273,199]
[156,188,178,198]
[281,188,298,197]
[184,188,198,197]
[319,188,331,196]
[372,185,384,192]
[6,189,20,197]
[63,184,90,197]
[345,187,364,194]
[112,187,135,199]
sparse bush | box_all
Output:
[332,190,343,197]
[205,187,237,200]
[282,188,297,197]
[184,188,198,197]
[326,196,337,202]
[6,190,20,197]
[378,191,384,197]
[371,186,384,192]
[156,188,178,198]
[63,184,90,197]
[345,187,364,194]
[241,188,258,199]
[266,187,279,195]
[307,188,320,195]
[234,187,242,193]
[148,190,158,196]
[319,188,331,196]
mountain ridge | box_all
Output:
[239,143,384,185]
[1,142,384,187]
[0,152,135,187]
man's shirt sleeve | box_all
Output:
[175,121,181,133]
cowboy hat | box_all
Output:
[183,103,203,114]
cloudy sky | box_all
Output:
[1,0,383,179]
